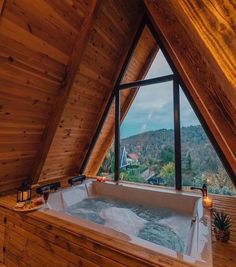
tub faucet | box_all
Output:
[190,184,207,197]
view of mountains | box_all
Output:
[121,125,223,174]
[99,125,234,194]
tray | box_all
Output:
[13,204,43,212]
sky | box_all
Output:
[120,50,200,139]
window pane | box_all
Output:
[97,142,115,179]
[121,35,172,84]
[145,50,173,79]
[180,88,235,195]
[120,82,175,187]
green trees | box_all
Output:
[98,149,114,178]
[160,146,174,165]
[98,126,235,195]
[159,162,175,186]
[185,153,192,171]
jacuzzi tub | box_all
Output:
[43,180,212,267]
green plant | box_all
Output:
[213,211,232,231]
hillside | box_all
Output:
[99,125,234,195]
[121,125,223,175]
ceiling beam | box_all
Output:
[0,0,6,16]
[145,0,236,183]
[30,0,100,185]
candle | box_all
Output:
[202,196,213,209]
[96,177,107,182]
[23,191,29,201]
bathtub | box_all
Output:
[43,180,212,267]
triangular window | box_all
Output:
[83,18,234,195]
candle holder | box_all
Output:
[17,181,31,203]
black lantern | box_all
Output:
[17,181,31,203]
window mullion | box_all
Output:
[173,78,182,190]
[115,90,120,182]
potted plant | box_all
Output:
[213,211,232,242]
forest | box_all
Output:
[98,125,235,195]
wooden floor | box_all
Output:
[0,193,235,267]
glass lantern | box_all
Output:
[17,181,31,203]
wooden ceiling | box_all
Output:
[0,0,235,192]
[0,0,85,191]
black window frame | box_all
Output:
[80,15,235,189]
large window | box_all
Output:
[90,20,234,196]
[120,83,175,187]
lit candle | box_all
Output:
[202,196,213,209]
[23,191,29,201]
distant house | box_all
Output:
[146,175,165,185]
[127,153,139,165]
[120,146,139,168]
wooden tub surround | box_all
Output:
[0,190,236,267]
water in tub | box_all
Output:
[65,197,192,253]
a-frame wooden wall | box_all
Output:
[0,0,235,192]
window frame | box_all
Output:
[80,15,234,189]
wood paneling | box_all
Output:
[84,26,158,175]
[38,0,145,182]
[30,0,100,184]
[0,0,235,191]
[0,0,6,16]
[145,0,236,181]
[0,209,5,264]
[0,0,88,192]
[0,193,236,266]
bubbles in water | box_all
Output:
[66,197,191,253]
[100,207,147,236]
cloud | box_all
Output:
[141,123,147,131]
[120,50,200,138]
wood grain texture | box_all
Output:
[0,0,235,192]
[38,0,145,183]
[0,0,6,16]
[0,193,236,266]
[178,0,236,95]
[0,0,87,192]
[84,26,158,176]
[30,0,100,185]
[145,0,236,181]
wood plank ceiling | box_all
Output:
[0,0,235,192]
[0,0,87,191]
[0,0,146,191]
[37,0,144,183]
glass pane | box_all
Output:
[121,25,172,84]
[180,88,235,195]
[97,142,115,179]
[120,82,175,187]
[145,50,173,79]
